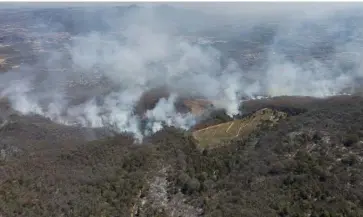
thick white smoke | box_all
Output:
[144,94,196,135]
[1,4,363,140]
[0,6,248,140]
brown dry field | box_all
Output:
[193,108,287,148]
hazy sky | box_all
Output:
[1,2,362,21]
[1,2,361,11]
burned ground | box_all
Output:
[134,86,215,118]
[1,95,363,217]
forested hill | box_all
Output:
[1,95,363,217]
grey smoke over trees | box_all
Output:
[1,3,363,140]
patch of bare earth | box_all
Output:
[193,108,287,148]
[131,167,202,217]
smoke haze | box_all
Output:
[1,3,363,140]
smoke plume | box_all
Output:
[1,3,363,140]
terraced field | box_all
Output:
[193,108,287,148]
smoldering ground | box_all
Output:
[1,3,363,140]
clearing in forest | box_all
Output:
[193,108,287,148]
